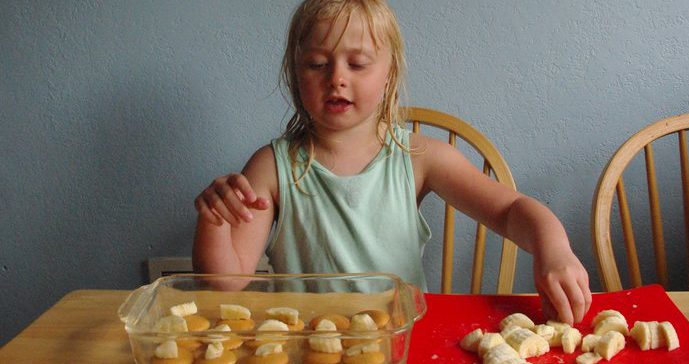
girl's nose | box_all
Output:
[329,64,347,88]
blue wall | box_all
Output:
[2,0,688,345]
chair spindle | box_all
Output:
[470,161,491,293]
[616,177,642,287]
[679,130,689,289]
[644,144,668,288]
[441,131,458,294]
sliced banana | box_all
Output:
[545,320,570,347]
[308,318,342,353]
[647,321,664,349]
[205,341,224,360]
[575,352,602,364]
[561,327,582,354]
[630,321,652,350]
[477,333,506,357]
[266,307,299,325]
[257,319,290,332]
[350,313,378,331]
[459,328,483,352]
[660,321,680,351]
[255,342,283,357]
[501,360,528,364]
[254,319,289,342]
[170,301,198,317]
[500,313,535,330]
[153,315,189,333]
[591,309,626,328]
[545,320,571,333]
[203,323,232,344]
[309,333,343,353]
[594,331,625,360]
[532,324,555,341]
[344,342,380,356]
[501,325,521,341]
[220,304,251,320]
[594,316,629,336]
[214,324,231,331]
[315,319,338,332]
[581,334,601,352]
[154,340,179,359]
[504,328,549,358]
[482,342,522,364]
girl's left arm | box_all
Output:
[413,135,591,324]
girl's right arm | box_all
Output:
[192,145,278,274]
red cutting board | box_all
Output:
[408,284,689,363]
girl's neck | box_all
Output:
[314,121,386,153]
[312,122,389,176]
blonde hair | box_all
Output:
[280,0,407,188]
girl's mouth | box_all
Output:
[324,98,353,113]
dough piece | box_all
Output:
[287,319,306,331]
[242,352,289,364]
[216,318,256,331]
[341,338,382,349]
[303,349,343,364]
[193,349,237,364]
[342,352,385,364]
[185,315,212,331]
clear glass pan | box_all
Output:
[118,273,426,363]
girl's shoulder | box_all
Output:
[247,144,277,167]
[408,131,451,159]
[243,144,279,202]
[408,129,467,175]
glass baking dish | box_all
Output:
[118,273,426,363]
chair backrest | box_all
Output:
[591,114,689,292]
[147,255,272,283]
[403,106,518,294]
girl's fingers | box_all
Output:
[205,189,241,226]
[209,177,251,223]
[219,185,254,222]
[542,282,574,325]
[194,197,223,226]
[537,287,557,321]
[228,174,257,204]
[198,173,267,226]
[562,279,587,323]
[579,277,593,316]
[249,196,271,210]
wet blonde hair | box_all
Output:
[280,0,407,188]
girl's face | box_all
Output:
[297,11,392,135]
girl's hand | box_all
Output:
[533,249,592,325]
[194,173,270,227]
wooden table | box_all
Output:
[1,289,689,363]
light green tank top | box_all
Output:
[267,127,432,290]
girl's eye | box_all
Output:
[349,63,367,70]
[307,63,327,70]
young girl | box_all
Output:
[193,0,591,325]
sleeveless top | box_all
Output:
[267,127,432,290]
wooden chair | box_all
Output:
[591,114,689,292]
[403,106,519,294]
[147,255,272,283]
